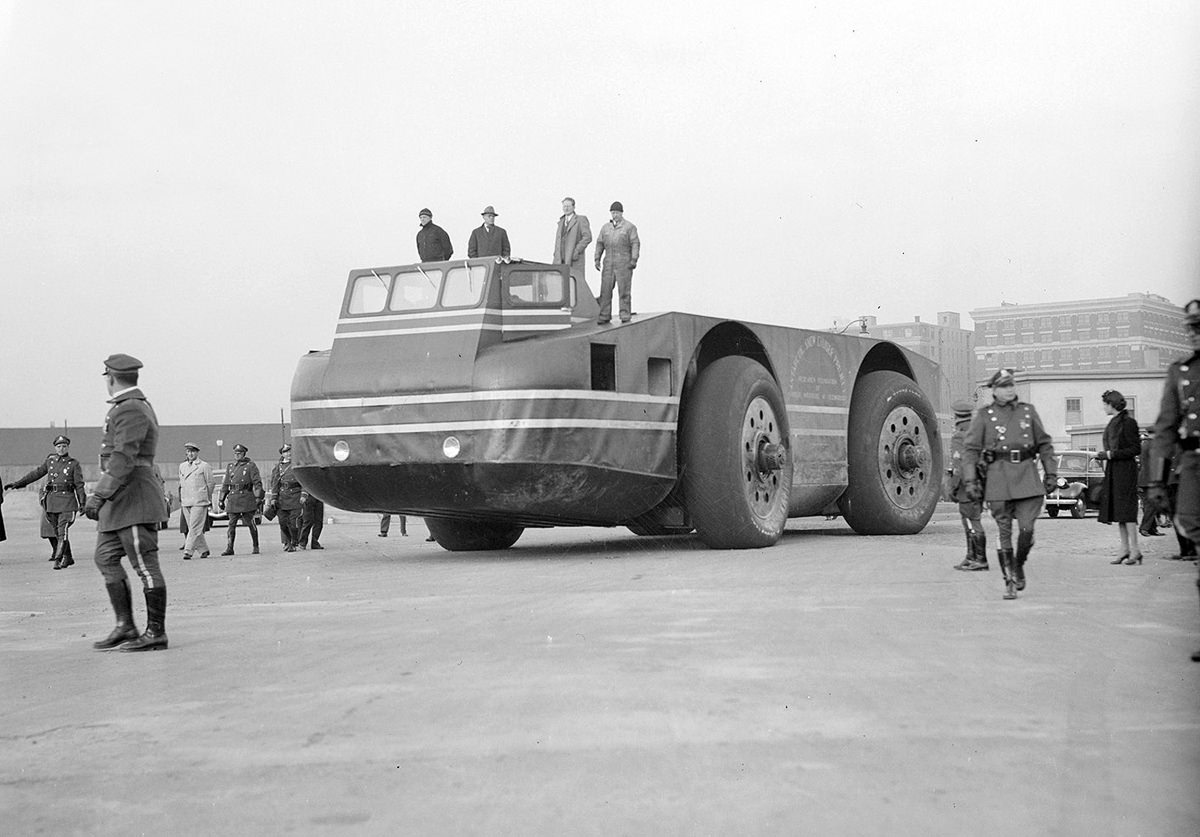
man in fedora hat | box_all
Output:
[415,208,454,262]
[1146,298,1200,661]
[594,201,640,324]
[220,443,263,555]
[85,353,171,651]
[963,368,1056,600]
[178,442,213,560]
[5,433,87,569]
[266,444,303,552]
[467,205,511,259]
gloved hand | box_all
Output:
[964,481,983,502]
[1145,484,1169,514]
[1043,474,1058,495]
[83,494,105,520]
[2,483,13,491]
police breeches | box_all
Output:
[94,524,164,589]
[46,511,73,551]
[1172,451,1200,546]
[228,512,258,547]
[988,495,1043,549]
[277,508,300,545]
[957,500,983,535]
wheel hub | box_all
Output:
[742,395,787,517]
[875,405,932,510]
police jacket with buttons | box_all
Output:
[266,461,303,511]
[1150,350,1200,480]
[92,386,169,532]
[963,398,1055,502]
[221,457,263,514]
[10,453,86,512]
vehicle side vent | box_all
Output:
[647,357,671,396]
[591,344,616,391]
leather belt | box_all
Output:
[1002,449,1034,463]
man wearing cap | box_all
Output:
[219,444,263,555]
[467,206,511,259]
[298,488,324,550]
[178,443,213,560]
[266,444,303,552]
[1146,298,1200,661]
[84,353,171,651]
[5,434,87,569]
[963,369,1056,600]
[552,197,592,284]
[944,398,988,572]
[416,208,454,262]
[594,201,640,324]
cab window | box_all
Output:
[347,272,391,314]
[440,265,488,308]
[505,270,566,306]
[389,269,443,311]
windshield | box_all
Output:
[346,264,488,315]
[1058,453,1090,472]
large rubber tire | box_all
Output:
[1047,506,1060,518]
[424,517,524,551]
[838,370,941,535]
[681,357,793,549]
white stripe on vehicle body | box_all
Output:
[292,390,680,411]
[293,418,676,437]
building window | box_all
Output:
[1066,397,1081,426]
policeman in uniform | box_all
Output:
[298,489,324,550]
[963,369,1057,600]
[5,434,87,569]
[1146,298,1200,662]
[85,354,171,651]
[945,399,988,571]
[220,443,263,555]
[266,444,303,552]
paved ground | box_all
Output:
[1,493,1197,836]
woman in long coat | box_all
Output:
[1096,389,1142,564]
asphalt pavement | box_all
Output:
[1,494,1197,836]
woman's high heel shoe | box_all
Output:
[1110,554,1130,564]
[1123,554,1143,565]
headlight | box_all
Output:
[442,436,461,458]
[333,440,350,462]
[1056,477,1067,489]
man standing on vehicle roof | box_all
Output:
[178,442,213,560]
[1145,298,1200,662]
[946,399,988,572]
[266,444,303,552]
[220,443,263,556]
[552,197,592,283]
[85,353,171,651]
[594,201,640,324]
[4,434,86,569]
[963,368,1056,600]
[415,208,453,262]
[467,205,510,259]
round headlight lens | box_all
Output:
[333,440,350,462]
[442,436,461,458]
[1056,477,1066,488]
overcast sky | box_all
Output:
[2,0,1198,429]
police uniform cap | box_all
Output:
[987,368,1016,388]
[233,443,248,453]
[418,208,432,218]
[481,205,498,216]
[951,399,975,419]
[53,435,71,446]
[1184,298,1200,326]
[101,353,143,375]
[184,442,200,451]
[609,201,624,212]
[279,444,292,454]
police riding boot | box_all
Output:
[251,530,260,554]
[54,536,74,569]
[48,536,59,562]
[122,588,168,652]
[998,549,1017,600]
[93,579,140,649]
[966,532,989,570]
[1014,532,1032,591]
[1193,579,1200,663]
[952,533,974,570]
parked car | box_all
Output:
[206,473,263,527]
[1045,450,1104,518]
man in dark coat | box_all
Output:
[220,443,263,555]
[84,353,171,651]
[963,368,1056,600]
[946,399,987,571]
[298,489,324,550]
[5,434,87,568]
[1137,431,1162,536]
[1146,298,1200,661]
[415,208,453,262]
[266,444,303,552]
[1096,389,1142,564]
[467,206,511,259]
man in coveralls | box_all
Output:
[1146,298,1200,662]
[220,443,263,555]
[946,399,988,571]
[266,444,303,552]
[85,354,171,651]
[593,201,640,325]
[963,369,1057,600]
[4,434,86,569]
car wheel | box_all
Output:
[1047,506,1060,518]
[1070,499,1086,519]
[424,517,524,551]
